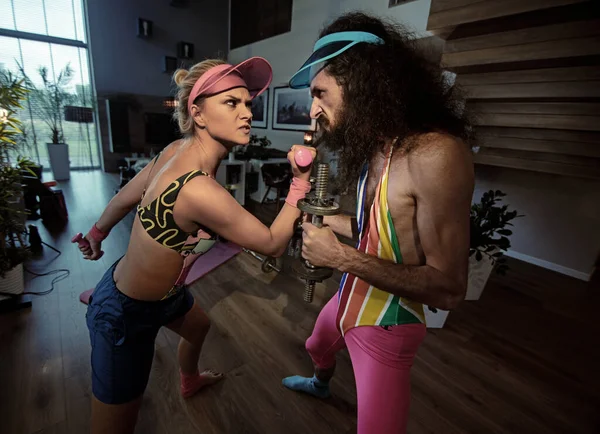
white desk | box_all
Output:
[248,158,290,203]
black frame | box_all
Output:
[271,86,316,132]
[389,0,417,7]
[177,41,194,59]
[251,88,269,129]
[137,18,153,38]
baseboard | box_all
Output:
[504,250,590,281]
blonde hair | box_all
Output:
[172,58,227,137]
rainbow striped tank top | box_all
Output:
[336,146,426,335]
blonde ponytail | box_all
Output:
[172,59,226,137]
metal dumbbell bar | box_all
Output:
[291,163,340,303]
[243,156,340,304]
[242,248,281,273]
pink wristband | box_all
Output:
[285,177,311,208]
[89,223,110,242]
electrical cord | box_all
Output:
[0,235,70,297]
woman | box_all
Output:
[78,57,315,434]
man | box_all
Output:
[282,12,475,434]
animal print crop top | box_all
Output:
[136,155,218,255]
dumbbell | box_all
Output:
[242,248,281,273]
[71,233,104,259]
[289,152,341,302]
[294,147,313,169]
[247,148,313,274]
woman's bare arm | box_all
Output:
[94,160,158,233]
[181,176,301,257]
[182,144,316,257]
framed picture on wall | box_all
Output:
[251,88,269,129]
[177,41,194,59]
[137,18,153,38]
[271,86,315,131]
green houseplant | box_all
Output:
[466,189,523,299]
[249,134,272,149]
[424,189,523,327]
[244,134,272,160]
[18,63,74,180]
[0,70,31,293]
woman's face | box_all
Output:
[194,86,253,146]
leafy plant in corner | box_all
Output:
[0,70,32,277]
[470,190,523,275]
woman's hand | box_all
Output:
[79,234,103,260]
[288,145,317,181]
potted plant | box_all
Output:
[466,189,522,300]
[18,63,74,180]
[424,189,522,328]
[0,70,31,295]
[240,134,272,160]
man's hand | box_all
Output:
[301,222,347,268]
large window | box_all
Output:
[0,0,100,169]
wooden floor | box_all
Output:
[0,170,598,434]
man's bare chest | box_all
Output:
[362,158,413,229]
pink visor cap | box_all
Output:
[187,57,273,113]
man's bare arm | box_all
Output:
[333,138,474,310]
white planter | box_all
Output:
[465,252,496,300]
[425,251,498,328]
[424,307,450,329]
[0,262,24,295]
[47,143,70,180]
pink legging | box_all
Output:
[306,294,426,434]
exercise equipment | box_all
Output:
[291,162,340,303]
[71,233,104,259]
[294,147,313,168]
[242,248,281,273]
[249,150,340,303]
[245,148,313,274]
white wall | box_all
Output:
[228,0,432,150]
[474,166,600,279]
[87,0,228,96]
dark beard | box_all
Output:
[315,113,380,195]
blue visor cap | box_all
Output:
[289,31,384,89]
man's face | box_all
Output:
[309,69,344,132]
[306,65,378,190]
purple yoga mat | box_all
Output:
[184,241,242,285]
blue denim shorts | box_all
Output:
[86,259,194,404]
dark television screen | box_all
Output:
[144,112,181,147]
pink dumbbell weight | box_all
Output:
[294,148,313,168]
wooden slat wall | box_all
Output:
[428,0,587,31]
[428,0,600,179]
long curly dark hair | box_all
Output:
[316,12,474,189]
